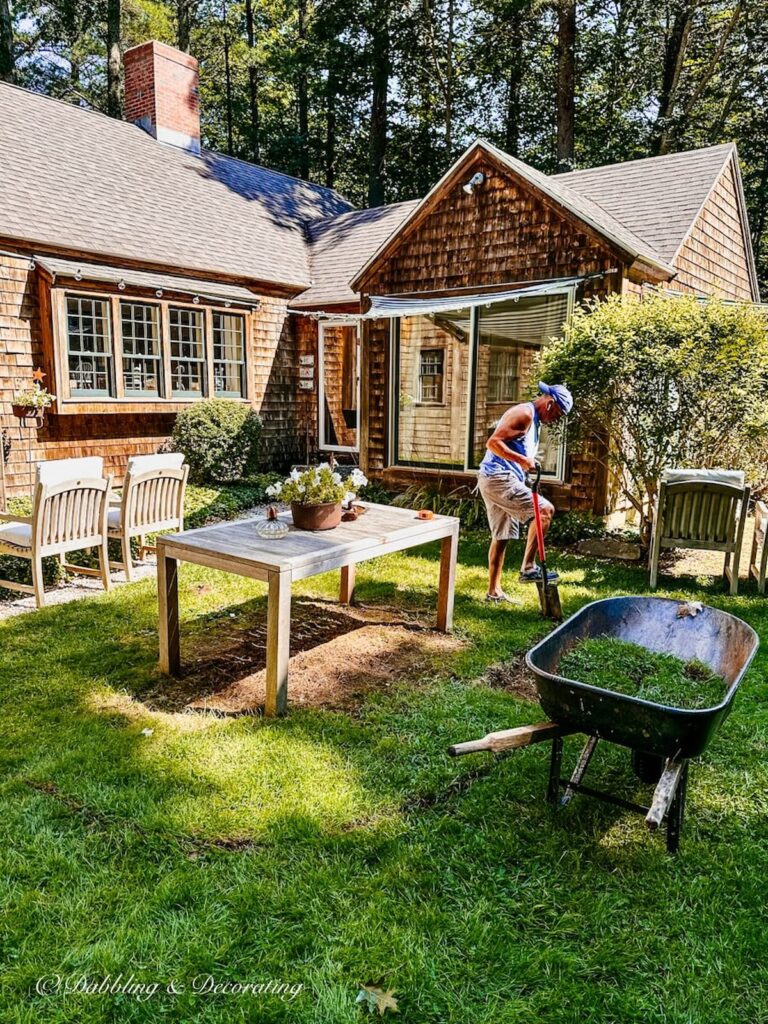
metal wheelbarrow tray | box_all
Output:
[451,597,759,853]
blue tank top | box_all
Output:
[478,402,540,482]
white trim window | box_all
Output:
[169,307,206,398]
[121,301,162,397]
[212,311,246,398]
[66,295,113,397]
[418,348,444,404]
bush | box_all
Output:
[393,483,488,529]
[538,294,768,545]
[548,511,607,546]
[171,399,262,483]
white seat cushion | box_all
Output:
[127,453,185,475]
[662,468,745,488]
[37,456,104,486]
[0,521,32,550]
[108,508,122,530]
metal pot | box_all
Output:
[291,500,342,531]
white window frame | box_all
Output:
[318,319,361,453]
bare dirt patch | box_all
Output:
[149,598,465,714]
[483,655,539,702]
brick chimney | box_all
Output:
[123,40,201,154]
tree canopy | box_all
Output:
[1,0,767,295]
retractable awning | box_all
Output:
[363,277,581,318]
[34,256,261,308]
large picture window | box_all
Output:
[391,290,572,477]
[66,295,113,397]
[58,289,250,406]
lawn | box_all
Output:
[1,528,767,1023]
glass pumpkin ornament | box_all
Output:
[255,505,290,540]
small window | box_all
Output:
[121,302,162,396]
[66,295,113,396]
[169,307,206,397]
[487,347,519,403]
[418,348,444,404]
[212,312,245,397]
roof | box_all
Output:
[34,256,261,306]
[349,139,676,292]
[294,201,420,308]
[0,82,352,290]
[553,144,735,263]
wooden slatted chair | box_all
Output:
[649,470,750,595]
[108,453,189,581]
[749,500,767,595]
[0,456,113,608]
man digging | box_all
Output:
[478,382,573,603]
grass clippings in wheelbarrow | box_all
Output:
[558,636,727,710]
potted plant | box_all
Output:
[12,382,56,428]
[266,464,368,531]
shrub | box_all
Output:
[538,294,768,545]
[393,483,489,530]
[548,511,607,546]
[171,399,262,483]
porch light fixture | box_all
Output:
[462,172,485,195]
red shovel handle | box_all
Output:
[531,463,547,565]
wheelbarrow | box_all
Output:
[449,597,759,853]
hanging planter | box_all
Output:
[266,464,368,532]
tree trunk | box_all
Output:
[555,0,576,172]
[368,20,390,207]
[504,12,524,157]
[106,0,121,118]
[297,0,310,179]
[245,0,260,162]
[324,67,337,188]
[222,0,234,154]
[654,3,693,155]
[0,0,13,83]
[177,0,195,52]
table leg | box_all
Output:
[158,551,180,675]
[266,569,292,716]
[436,527,458,632]
[339,564,356,605]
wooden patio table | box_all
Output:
[157,503,460,715]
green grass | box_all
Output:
[1,531,768,1023]
[559,637,727,710]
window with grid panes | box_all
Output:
[212,312,245,397]
[418,348,444,404]
[487,347,519,403]
[169,307,206,397]
[121,302,162,396]
[66,295,113,396]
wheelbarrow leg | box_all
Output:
[560,735,599,806]
[547,736,564,804]
[666,760,689,855]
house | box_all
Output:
[0,40,759,512]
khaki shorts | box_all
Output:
[478,472,536,541]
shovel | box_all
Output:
[531,463,562,621]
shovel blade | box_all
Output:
[536,580,563,621]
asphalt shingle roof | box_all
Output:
[553,144,734,263]
[0,82,352,289]
[295,201,420,308]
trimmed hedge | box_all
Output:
[171,399,262,483]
